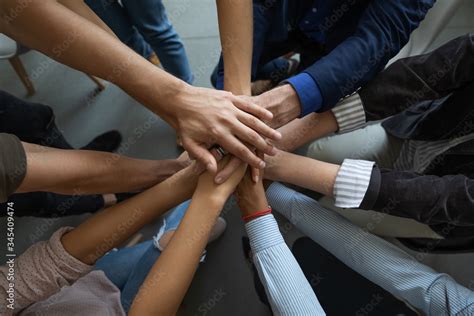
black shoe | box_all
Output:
[81,130,122,152]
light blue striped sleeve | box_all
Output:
[267,182,474,316]
[245,214,326,316]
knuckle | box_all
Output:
[238,146,249,157]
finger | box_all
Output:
[232,122,277,156]
[251,166,260,184]
[232,95,274,121]
[215,156,243,184]
[238,112,282,142]
[251,151,265,183]
[182,137,217,173]
[217,135,265,170]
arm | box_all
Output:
[236,170,325,315]
[265,32,474,149]
[359,33,474,121]
[217,0,253,96]
[266,183,474,315]
[362,168,474,226]
[0,0,279,173]
[258,0,434,126]
[129,158,247,315]
[57,0,116,37]
[60,162,201,265]
[300,0,435,112]
[266,150,474,226]
[17,142,187,195]
[0,162,200,312]
[265,150,340,197]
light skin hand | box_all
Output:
[254,84,303,129]
[174,86,281,174]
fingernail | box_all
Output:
[215,177,223,184]
[270,146,278,155]
[253,175,259,183]
[259,161,266,169]
[275,131,282,140]
[207,163,213,170]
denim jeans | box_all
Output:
[86,0,193,83]
[95,240,162,313]
[94,201,191,313]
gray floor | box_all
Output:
[0,0,474,315]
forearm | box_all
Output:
[129,193,223,315]
[266,151,340,196]
[0,0,184,125]
[267,183,473,315]
[368,169,474,225]
[18,143,184,194]
[307,0,434,109]
[61,167,198,265]
[246,215,325,315]
[274,111,338,151]
[57,0,116,37]
[217,0,253,95]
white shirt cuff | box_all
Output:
[333,159,375,208]
[331,93,366,134]
[245,214,285,253]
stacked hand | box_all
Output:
[172,86,282,182]
[236,165,269,218]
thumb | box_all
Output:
[182,137,217,173]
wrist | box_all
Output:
[162,81,194,129]
[193,187,227,212]
[261,84,301,127]
[239,191,268,217]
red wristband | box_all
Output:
[242,207,272,223]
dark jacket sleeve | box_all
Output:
[359,33,474,121]
[0,133,27,203]
[306,0,434,110]
[360,167,474,226]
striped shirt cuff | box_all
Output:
[245,214,285,253]
[331,93,366,134]
[333,159,375,208]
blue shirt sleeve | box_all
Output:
[286,73,323,117]
[305,0,435,111]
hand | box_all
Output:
[236,167,269,217]
[172,85,281,173]
[253,84,302,129]
[195,156,247,206]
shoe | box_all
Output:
[148,52,161,67]
[81,130,122,152]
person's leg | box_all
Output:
[306,123,404,168]
[95,240,154,290]
[0,90,122,151]
[85,0,153,59]
[3,192,136,217]
[122,0,193,83]
[119,201,190,312]
[119,200,226,312]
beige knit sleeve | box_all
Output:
[0,227,93,314]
